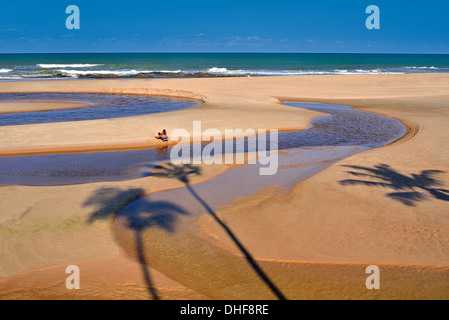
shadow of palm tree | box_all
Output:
[150,163,287,300]
[339,164,449,206]
[84,186,188,300]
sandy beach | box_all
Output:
[0,74,448,300]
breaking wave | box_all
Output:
[37,64,103,68]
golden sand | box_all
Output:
[0,74,448,299]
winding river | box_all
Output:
[0,101,405,187]
[0,92,200,126]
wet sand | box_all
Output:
[0,74,448,300]
[0,101,91,113]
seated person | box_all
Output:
[155,129,168,142]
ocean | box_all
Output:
[0,53,448,80]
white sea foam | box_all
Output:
[405,66,438,70]
[57,69,147,77]
[0,76,22,80]
[57,69,187,77]
[206,67,404,76]
[38,64,103,68]
[0,65,429,80]
[207,67,235,74]
[157,70,183,73]
[22,74,54,78]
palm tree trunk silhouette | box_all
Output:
[135,230,160,300]
[185,183,287,300]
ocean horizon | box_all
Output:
[0,52,448,80]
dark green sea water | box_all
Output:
[0,53,448,79]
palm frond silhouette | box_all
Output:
[84,186,188,300]
[340,164,449,206]
[149,162,287,300]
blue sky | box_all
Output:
[0,0,448,53]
